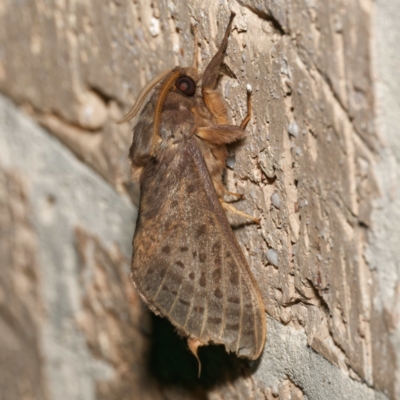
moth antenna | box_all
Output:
[187,337,204,378]
[118,68,174,124]
[191,23,199,70]
[150,69,181,156]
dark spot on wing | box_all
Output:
[214,287,223,298]
[165,220,177,232]
[230,273,239,285]
[196,224,207,237]
[212,242,221,254]
[194,306,204,314]
[200,273,206,287]
[212,268,221,282]
[146,264,157,275]
[229,263,239,285]
[162,245,171,254]
[142,205,158,220]
[228,296,240,304]
[179,298,190,306]
[187,184,196,194]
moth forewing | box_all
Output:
[131,139,265,360]
[122,13,266,365]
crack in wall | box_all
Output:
[236,0,286,35]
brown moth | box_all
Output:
[120,13,266,367]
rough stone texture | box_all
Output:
[0,0,398,399]
[368,0,400,399]
[0,169,49,400]
[0,93,389,400]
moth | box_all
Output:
[120,13,266,368]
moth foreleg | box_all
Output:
[201,88,230,125]
[196,125,246,145]
[220,200,261,224]
[224,190,244,200]
[240,89,252,129]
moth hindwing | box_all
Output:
[121,13,266,366]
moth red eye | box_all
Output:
[175,76,196,96]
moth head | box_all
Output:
[118,67,200,124]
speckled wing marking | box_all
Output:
[131,137,266,359]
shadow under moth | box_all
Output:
[119,13,266,371]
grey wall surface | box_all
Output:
[369,0,400,398]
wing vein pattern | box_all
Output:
[131,137,266,359]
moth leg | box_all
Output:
[197,89,252,143]
[220,200,261,224]
[240,89,252,129]
[202,89,230,125]
[224,190,244,200]
[196,125,246,145]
